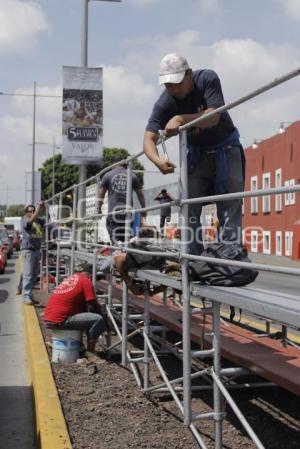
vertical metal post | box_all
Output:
[106,270,113,358]
[52,136,56,198]
[179,130,192,425]
[143,282,150,389]
[55,192,63,286]
[45,205,49,293]
[71,186,78,275]
[121,160,133,365]
[213,301,222,449]
[78,0,88,245]
[31,81,36,204]
[94,176,100,248]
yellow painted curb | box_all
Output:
[22,270,72,448]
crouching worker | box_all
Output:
[98,232,175,296]
[44,263,105,353]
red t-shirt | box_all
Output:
[44,273,96,323]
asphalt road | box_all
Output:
[0,254,37,449]
[253,270,300,296]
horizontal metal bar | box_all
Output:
[127,357,146,363]
[192,412,219,421]
[142,368,209,393]
[191,349,214,358]
[128,314,144,320]
[220,367,250,377]
[181,184,300,206]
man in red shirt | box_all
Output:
[44,263,105,352]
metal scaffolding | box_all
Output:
[42,67,300,449]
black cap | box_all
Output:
[75,262,93,274]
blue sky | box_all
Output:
[0,0,300,204]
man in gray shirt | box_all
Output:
[21,201,45,304]
[98,160,146,244]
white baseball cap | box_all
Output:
[159,53,190,85]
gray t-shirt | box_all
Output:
[100,166,140,213]
[21,216,45,250]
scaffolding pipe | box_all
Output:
[179,130,192,425]
[121,160,133,366]
[211,369,266,449]
[70,185,78,275]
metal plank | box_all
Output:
[137,270,300,328]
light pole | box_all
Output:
[1,88,61,204]
[31,81,37,203]
[52,137,61,198]
[77,0,121,246]
[78,0,121,220]
[27,140,60,200]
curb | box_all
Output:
[21,257,72,449]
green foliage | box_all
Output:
[39,147,145,201]
[6,204,25,216]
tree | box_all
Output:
[6,204,25,216]
[39,147,144,201]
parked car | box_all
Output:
[11,230,21,251]
[0,227,14,259]
[0,240,7,274]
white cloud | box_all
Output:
[0,0,50,53]
[278,0,300,21]
[2,29,300,201]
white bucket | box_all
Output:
[52,330,81,364]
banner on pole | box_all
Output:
[62,66,103,165]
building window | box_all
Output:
[289,179,295,205]
[275,168,282,212]
[276,231,282,256]
[262,173,271,213]
[284,179,296,206]
[251,230,258,253]
[263,231,271,255]
[250,176,258,214]
[285,231,293,257]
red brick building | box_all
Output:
[243,121,300,259]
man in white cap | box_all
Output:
[143,53,244,254]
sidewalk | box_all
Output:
[0,255,37,449]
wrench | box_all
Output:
[158,130,169,160]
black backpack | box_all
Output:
[189,243,259,287]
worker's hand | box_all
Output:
[165,115,184,137]
[155,158,176,175]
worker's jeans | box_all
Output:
[22,249,41,302]
[47,313,105,342]
[188,145,244,255]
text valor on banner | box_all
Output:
[62,66,103,165]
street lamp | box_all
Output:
[252,139,263,149]
[278,121,293,134]
[1,86,62,203]
[28,139,61,199]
